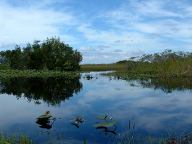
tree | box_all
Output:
[0,37,82,71]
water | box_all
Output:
[0,72,192,144]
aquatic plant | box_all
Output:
[0,69,80,79]
[109,50,192,79]
[83,139,88,144]
[71,116,85,128]
[81,64,127,72]
[94,121,116,128]
[96,115,112,120]
[0,134,32,144]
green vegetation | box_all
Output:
[0,37,82,71]
[94,121,116,128]
[0,69,79,79]
[80,64,127,72]
[105,50,192,79]
[0,134,32,144]
[81,50,192,79]
[0,37,82,78]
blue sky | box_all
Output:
[0,0,192,63]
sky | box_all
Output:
[0,0,192,63]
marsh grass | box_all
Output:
[0,69,79,79]
[80,64,127,72]
[82,50,192,79]
[0,134,32,144]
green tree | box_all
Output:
[0,37,82,71]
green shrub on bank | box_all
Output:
[0,37,82,71]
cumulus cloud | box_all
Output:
[1,0,192,63]
[0,0,77,50]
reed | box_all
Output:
[0,134,32,144]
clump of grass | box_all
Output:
[0,134,32,144]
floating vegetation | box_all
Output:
[95,121,117,136]
[37,111,52,121]
[36,111,55,129]
[95,114,117,136]
[83,74,94,80]
[96,114,112,120]
[94,121,116,128]
[71,116,85,128]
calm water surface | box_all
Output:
[0,72,192,144]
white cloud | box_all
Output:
[0,0,77,50]
[1,0,192,63]
[102,0,192,40]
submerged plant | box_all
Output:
[83,139,88,144]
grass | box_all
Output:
[0,69,80,79]
[81,61,192,79]
[106,60,192,80]
[80,64,128,72]
[82,50,192,79]
[0,134,32,144]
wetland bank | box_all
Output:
[0,72,192,144]
[0,39,192,144]
[2,0,192,143]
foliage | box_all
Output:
[0,38,82,71]
[81,64,127,72]
[94,121,116,128]
[0,69,79,79]
[109,50,192,78]
[0,134,32,144]
[81,50,192,78]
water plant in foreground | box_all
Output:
[0,134,32,144]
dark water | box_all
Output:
[0,72,192,144]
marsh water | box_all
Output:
[0,72,192,144]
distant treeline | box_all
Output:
[116,50,192,77]
[0,37,82,71]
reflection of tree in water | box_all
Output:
[0,77,82,105]
[128,78,192,93]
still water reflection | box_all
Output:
[0,72,192,144]
[0,77,82,105]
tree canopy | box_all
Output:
[0,37,82,71]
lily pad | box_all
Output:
[37,114,52,120]
[96,115,112,120]
[94,121,116,128]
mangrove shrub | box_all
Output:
[0,37,82,71]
